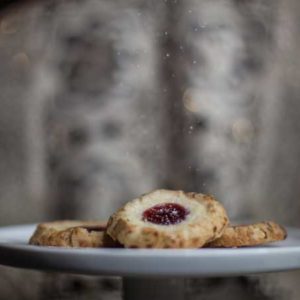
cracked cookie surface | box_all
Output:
[205,221,287,248]
[29,220,117,248]
[106,189,229,248]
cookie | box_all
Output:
[205,221,287,248]
[29,220,118,248]
[106,189,229,248]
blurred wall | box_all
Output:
[0,0,300,299]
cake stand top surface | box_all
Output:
[0,224,299,277]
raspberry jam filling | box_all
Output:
[142,203,189,225]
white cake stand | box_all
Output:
[0,224,300,300]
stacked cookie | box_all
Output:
[29,189,287,248]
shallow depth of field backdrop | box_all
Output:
[0,0,300,299]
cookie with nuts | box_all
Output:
[106,189,229,248]
[29,220,118,248]
[205,221,287,248]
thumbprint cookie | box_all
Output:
[106,189,229,248]
[29,220,118,248]
[205,221,287,248]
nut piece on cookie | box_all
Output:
[29,220,118,248]
[205,221,287,248]
[106,189,229,248]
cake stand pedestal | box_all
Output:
[123,278,185,300]
[0,224,300,300]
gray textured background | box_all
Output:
[0,0,300,299]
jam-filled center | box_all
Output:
[142,203,189,225]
